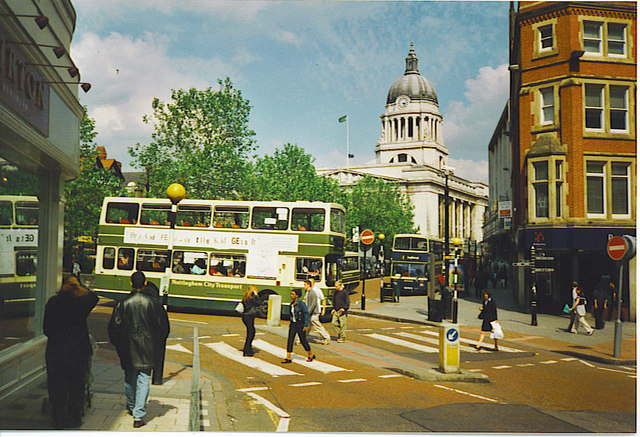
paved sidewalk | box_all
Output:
[350,286,636,365]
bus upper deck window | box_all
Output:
[15,201,38,226]
[330,208,345,233]
[103,247,116,269]
[177,205,211,228]
[292,208,325,232]
[106,202,139,224]
[0,201,12,226]
[214,206,249,229]
[140,204,170,226]
[251,207,288,230]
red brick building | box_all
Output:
[506,2,636,314]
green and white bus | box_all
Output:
[339,251,361,293]
[94,197,347,317]
[0,196,39,317]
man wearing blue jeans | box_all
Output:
[109,272,170,428]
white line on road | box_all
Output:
[165,344,192,354]
[252,339,349,373]
[516,363,535,367]
[595,366,637,376]
[491,365,512,369]
[338,378,367,383]
[245,392,290,433]
[434,384,502,403]
[222,333,241,337]
[378,374,403,378]
[289,382,322,387]
[396,331,483,353]
[365,333,439,353]
[578,359,596,368]
[170,318,208,325]
[204,342,301,377]
[237,387,269,392]
[561,357,578,361]
[418,330,524,353]
[540,360,557,364]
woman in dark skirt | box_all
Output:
[475,289,499,351]
[241,285,261,356]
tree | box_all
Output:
[246,143,344,203]
[64,109,125,240]
[342,175,416,254]
[129,78,256,199]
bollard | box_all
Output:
[267,294,282,326]
[438,323,460,374]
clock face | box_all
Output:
[397,96,409,109]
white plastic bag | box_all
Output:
[235,301,244,313]
[490,320,504,339]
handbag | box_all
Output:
[563,304,571,314]
[490,320,504,339]
[235,301,244,314]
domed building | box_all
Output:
[318,44,488,253]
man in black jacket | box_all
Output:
[331,280,350,343]
[108,271,169,428]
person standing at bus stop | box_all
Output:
[282,289,315,363]
[304,279,331,345]
[109,271,170,428]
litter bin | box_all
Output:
[442,287,452,319]
[428,297,443,322]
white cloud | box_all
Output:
[443,63,509,160]
[448,158,488,184]
[72,31,239,170]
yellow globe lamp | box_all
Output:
[451,237,463,247]
[378,233,385,241]
[167,183,186,204]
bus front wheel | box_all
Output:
[257,290,276,319]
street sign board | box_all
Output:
[512,261,535,267]
[361,229,375,245]
[532,268,555,273]
[533,256,555,261]
[607,236,628,261]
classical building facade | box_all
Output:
[0,0,85,403]
[486,1,636,315]
[318,44,488,250]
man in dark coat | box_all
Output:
[44,276,98,429]
[593,278,608,329]
[108,271,169,428]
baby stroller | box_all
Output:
[42,334,96,424]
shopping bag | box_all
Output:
[563,304,571,314]
[235,301,244,313]
[490,321,504,339]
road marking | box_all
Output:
[378,374,403,378]
[365,333,439,353]
[578,359,595,368]
[166,344,192,354]
[595,366,637,376]
[491,365,512,369]
[468,369,483,372]
[540,360,557,364]
[252,339,349,373]
[396,332,482,353]
[434,384,501,403]
[516,363,535,367]
[244,392,290,432]
[621,366,636,371]
[418,330,524,353]
[237,387,269,392]
[204,342,301,377]
[508,335,542,341]
[561,357,578,361]
[170,318,208,325]
[289,382,322,387]
[338,378,367,383]
[222,333,241,337]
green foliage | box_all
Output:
[246,143,344,203]
[342,175,416,254]
[128,78,256,199]
[64,109,125,239]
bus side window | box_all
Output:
[292,208,325,232]
[251,207,288,230]
[15,201,38,226]
[103,247,116,269]
[177,205,211,228]
[0,201,12,226]
[296,258,322,281]
[16,252,37,276]
[214,206,249,229]
[117,248,134,270]
[106,202,139,225]
[137,249,170,272]
[140,204,170,226]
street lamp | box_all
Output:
[441,165,455,286]
[153,183,185,385]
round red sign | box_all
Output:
[607,236,628,261]
[361,229,375,245]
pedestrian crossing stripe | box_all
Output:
[204,342,301,377]
[395,332,490,353]
[166,344,192,354]
[364,333,440,353]
[252,339,350,374]
[417,330,525,353]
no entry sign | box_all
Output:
[607,236,628,261]
[361,229,375,245]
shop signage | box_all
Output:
[0,31,50,136]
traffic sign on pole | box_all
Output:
[361,229,375,245]
[607,236,628,261]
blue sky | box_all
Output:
[71,1,510,182]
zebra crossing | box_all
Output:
[166,326,527,379]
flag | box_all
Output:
[338,115,347,123]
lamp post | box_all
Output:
[441,165,455,286]
[152,183,185,385]
[451,237,462,323]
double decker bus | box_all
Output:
[339,251,360,293]
[0,196,39,317]
[379,234,443,301]
[94,197,347,317]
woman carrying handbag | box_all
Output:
[475,289,499,351]
[241,285,261,356]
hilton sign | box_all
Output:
[0,31,50,136]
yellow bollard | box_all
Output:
[439,323,460,373]
[267,294,282,326]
